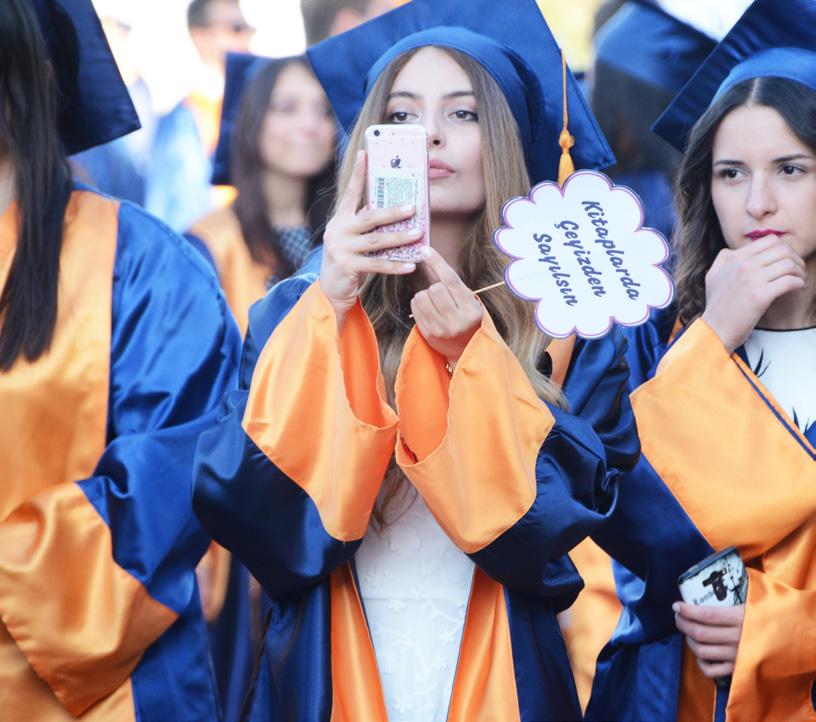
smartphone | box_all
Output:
[677,546,748,687]
[677,546,748,607]
[365,124,430,263]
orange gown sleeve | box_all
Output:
[632,318,816,721]
[242,280,399,543]
[393,309,554,554]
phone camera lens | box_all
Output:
[373,129,380,136]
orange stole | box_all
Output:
[329,564,388,722]
[633,319,816,722]
[0,192,141,720]
[328,565,521,722]
[189,205,270,335]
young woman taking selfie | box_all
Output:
[194,1,639,719]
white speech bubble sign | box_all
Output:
[493,170,674,339]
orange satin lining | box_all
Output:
[395,311,554,554]
[243,282,398,541]
[563,538,621,711]
[0,191,175,717]
[547,335,575,388]
[0,484,177,717]
[632,318,816,560]
[198,541,232,623]
[447,568,521,722]
[189,205,270,335]
[676,642,715,722]
[726,565,816,721]
[329,563,387,722]
[0,191,115,518]
[0,620,136,722]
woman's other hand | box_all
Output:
[411,246,483,367]
[320,150,420,329]
[673,601,745,679]
[701,235,806,353]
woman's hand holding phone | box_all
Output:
[701,236,806,353]
[411,247,483,368]
[321,150,420,329]
[673,601,745,679]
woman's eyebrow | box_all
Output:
[386,90,475,100]
[772,153,815,163]
[714,153,815,166]
[387,91,420,100]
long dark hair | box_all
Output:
[0,0,73,370]
[673,77,816,325]
[231,57,335,279]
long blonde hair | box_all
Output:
[334,47,565,526]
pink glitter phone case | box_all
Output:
[365,124,430,263]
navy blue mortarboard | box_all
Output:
[211,52,270,186]
[653,0,816,151]
[594,2,715,93]
[305,0,614,184]
[32,0,139,154]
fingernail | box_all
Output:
[356,150,365,162]
[407,227,422,238]
[400,204,414,213]
[402,263,416,271]
[419,246,432,259]
[672,603,680,613]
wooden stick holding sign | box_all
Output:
[408,279,505,319]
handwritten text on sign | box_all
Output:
[493,170,674,339]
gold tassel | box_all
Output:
[558,49,575,185]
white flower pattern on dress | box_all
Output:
[357,493,474,722]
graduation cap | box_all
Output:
[653,0,816,151]
[32,0,139,154]
[305,0,614,184]
[594,1,716,94]
[211,52,270,186]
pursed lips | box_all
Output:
[429,159,454,179]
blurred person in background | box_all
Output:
[590,1,716,241]
[71,1,157,205]
[300,0,401,45]
[188,52,337,334]
[0,0,240,719]
[187,54,336,721]
[146,0,254,232]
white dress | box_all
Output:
[742,326,816,435]
[356,491,475,722]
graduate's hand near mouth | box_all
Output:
[701,236,806,353]
[673,601,745,679]
[320,150,419,329]
[411,247,483,368]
